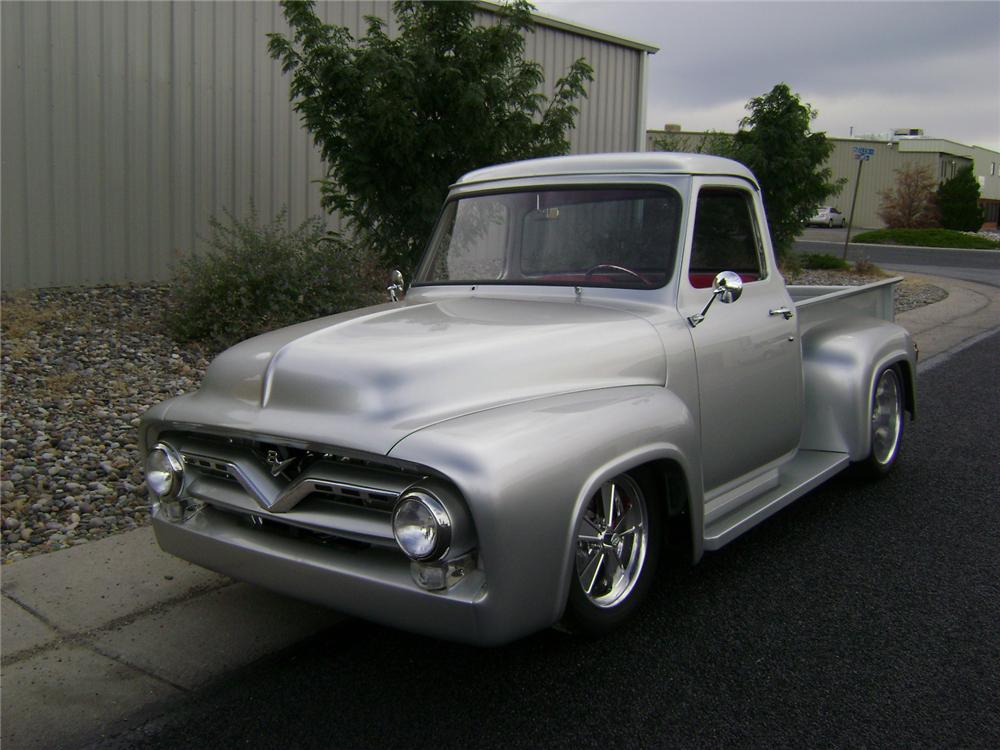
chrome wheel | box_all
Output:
[574,474,648,609]
[871,368,903,466]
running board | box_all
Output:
[703,450,850,551]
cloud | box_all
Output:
[536,1,1000,150]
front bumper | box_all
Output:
[152,505,496,644]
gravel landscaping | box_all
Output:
[1,274,947,562]
[1,286,210,562]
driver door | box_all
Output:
[679,179,803,496]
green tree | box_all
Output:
[728,84,840,258]
[937,165,984,231]
[652,129,734,156]
[268,0,593,272]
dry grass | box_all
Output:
[44,371,81,396]
[852,258,890,277]
[1,293,61,339]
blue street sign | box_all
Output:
[853,146,876,160]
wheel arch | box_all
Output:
[800,318,916,461]
[555,446,702,622]
[895,355,917,420]
[630,458,697,566]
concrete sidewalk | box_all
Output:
[1,530,342,749]
[895,274,1000,371]
[3,273,999,749]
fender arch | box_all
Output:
[800,318,916,461]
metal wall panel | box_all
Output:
[2,1,647,289]
[520,21,641,155]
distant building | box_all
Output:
[647,127,1000,230]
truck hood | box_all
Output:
[161,296,665,455]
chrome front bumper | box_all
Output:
[152,506,494,644]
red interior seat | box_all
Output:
[689,272,759,288]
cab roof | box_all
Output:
[454,152,758,188]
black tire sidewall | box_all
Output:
[861,365,905,477]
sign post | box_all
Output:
[843,146,875,259]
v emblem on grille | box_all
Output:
[265,450,297,477]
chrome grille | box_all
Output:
[166,433,424,548]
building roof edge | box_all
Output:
[475,1,660,53]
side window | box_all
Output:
[689,188,766,288]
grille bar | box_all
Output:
[184,475,397,547]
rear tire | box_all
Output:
[562,471,661,636]
[860,365,905,477]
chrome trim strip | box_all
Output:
[184,476,397,546]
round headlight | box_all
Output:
[392,491,452,561]
[145,443,184,499]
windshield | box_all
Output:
[415,187,682,289]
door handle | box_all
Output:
[769,307,794,320]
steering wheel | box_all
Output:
[583,264,654,288]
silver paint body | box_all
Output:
[140,153,917,645]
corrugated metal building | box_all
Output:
[820,136,1000,229]
[646,128,1000,230]
[1,1,656,290]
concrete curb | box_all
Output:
[2,271,998,749]
[798,237,1000,256]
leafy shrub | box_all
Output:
[166,207,384,351]
[937,166,985,231]
[800,253,850,270]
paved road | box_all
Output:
[107,333,1000,749]
[793,228,1000,286]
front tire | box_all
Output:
[563,471,661,636]
[860,365,905,476]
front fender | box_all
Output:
[800,318,916,460]
[388,385,700,644]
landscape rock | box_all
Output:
[1,285,210,561]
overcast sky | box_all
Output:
[534,1,1000,152]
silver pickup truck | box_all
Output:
[140,153,916,645]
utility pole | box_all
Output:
[843,146,875,260]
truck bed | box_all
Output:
[788,277,901,332]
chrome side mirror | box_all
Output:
[387,269,405,302]
[713,271,743,304]
[687,271,743,328]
